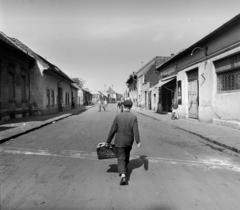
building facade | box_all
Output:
[107,87,117,103]
[83,88,92,105]
[1,31,78,120]
[156,14,240,129]
[0,32,35,122]
[127,56,169,110]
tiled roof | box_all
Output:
[135,56,169,76]
[71,83,80,90]
[107,87,116,94]
[99,91,108,97]
[8,36,73,82]
[156,13,240,70]
[0,31,33,56]
[91,90,101,94]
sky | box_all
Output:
[1,0,240,94]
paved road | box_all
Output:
[1,104,240,210]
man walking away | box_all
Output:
[117,100,121,109]
[106,100,141,185]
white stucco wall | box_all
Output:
[30,61,44,110]
[211,47,240,123]
[78,89,84,106]
[177,61,214,122]
[137,76,143,106]
[151,89,159,112]
[178,46,240,125]
[198,61,214,123]
[177,70,188,118]
[42,73,73,114]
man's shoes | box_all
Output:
[120,177,128,185]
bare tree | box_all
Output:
[72,77,86,88]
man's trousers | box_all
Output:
[115,146,132,175]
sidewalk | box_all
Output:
[0,105,94,143]
[131,107,240,154]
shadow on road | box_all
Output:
[149,205,176,210]
[106,155,149,181]
[156,111,169,115]
[127,155,148,180]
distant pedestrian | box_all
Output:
[172,98,179,120]
[103,99,108,111]
[106,100,141,185]
[98,99,103,112]
[117,100,121,108]
[119,98,124,112]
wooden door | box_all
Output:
[188,80,198,119]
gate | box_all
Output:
[187,69,199,119]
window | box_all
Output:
[51,90,55,105]
[8,72,15,99]
[65,92,70,105]
[153,94,156,103]
[47,90,50,106]
[21,75,26,100]
[217,69,240,93]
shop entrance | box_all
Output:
[161,79,176,112]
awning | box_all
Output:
[155,76,176,88]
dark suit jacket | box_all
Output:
[106,110,140,147]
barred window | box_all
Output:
[217,69,240,93]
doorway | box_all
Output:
[187,69,199,119]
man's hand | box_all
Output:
[137,142,141,148]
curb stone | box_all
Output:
[132,107,240,155]
[0,114,72,144]
[0,105,94,144]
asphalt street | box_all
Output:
[1,104,240,210]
